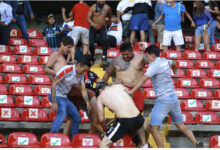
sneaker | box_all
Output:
[101,56,108,65]
[196,141,203,148]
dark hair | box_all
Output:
[119,42,133,52]
[77,55,92,68]
[59,36,74,47]
[145,45,160,57]
[193,1,205,16]
[95,82,109,96]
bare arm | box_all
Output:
[107,5,112,26]
[102,58,116,81]
[184,11,195,28]
[62,8,73,23]
[44,52,59,76]
[81,82,91,112]
[216,21,220,30]
[171,60,177,74]
[87,5,96,26]
[153,14,164,25]
[97,96,106,131]
[51,77,62,111]
[117,10,121,21]
[209,6,219,15]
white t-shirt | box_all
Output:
[61,21,74,30]
[116,0,134,21]
[107,22,123,45]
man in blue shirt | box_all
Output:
[128,45,203,148]
[152,0,195,52]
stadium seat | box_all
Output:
[9,38,27,46]
[184,35,195,43]
[79,109,89,123]
[40,133,72,148]
[195,111,220,124]
[176,78,198,88]
[28,75,51,84]
[41,96,52,108]
[34,85,51,96]
[0,108,20,121]
[28,29,43,39]
[7,132,40,148]
[209,135,220,148]
[0,55,16,63]
[110,135,135,148]
[0,95,15,107]
[168,111,196,124]
[143,79,153,87]
[48,110,57,122]
[164,50,182,59]
[17,55,38,64]
[199,78,220,88]
[72,133,101,148]
[203,51,220,60]
[191,88,213,99]
[191,43,205,51]
[10,28,22,38]
[0,133,8,147]
[186,69,207,78]
[175,88,191,99]
[21,108,48,121]
[183,51,202,59]
[180,99,205,111]
[39,56,49,65]
[15,96,41,108]
[214,89,220,99]
[211,43,220,52]
[0,74,3,83]
[0,45,12,54]
[107,48,120,58]
[9,84,33,95]
[4,74,27,84]
[29,39,47,47]
[205,100,220,111]
[217,61,220,69]
[171,68,186,78]
[208,69,220,78]
[23,65,44,74]
[143,88,155,99]
[0,64,22,73]
[13,45,33,55]
[34,47,52,56]
[134,42,151,50]
[155,42,164,50]
[176,60,194,68]
[0,84,8,94]
[195,60,215,69]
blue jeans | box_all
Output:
[146,20,155,44]
[48,95,81,138]
[210,20,216,46]
[15,15,29,43]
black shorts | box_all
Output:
[106,114,144,143]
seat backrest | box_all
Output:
[184,35,195,43]
[169,111,195,124]
[29,39,47,47]
[205,100,220,111]
[203,52,220,60]
[209,135,220,148]
[195,60,215,69]
[0,95,15,107]
[176,78,198,88]
[17,55,38,64]
[9,84,33,95]
[39,56,49,65]
[180,99,205,111]
[195,111,220,124]
[107,48,120,58]
[4,74,27,84]
[34,47,52,56]
[0,84,8,94]
[0,55,16,63]
[9,38,27,46]
[72,133,101,148]
[0,64,22,73]
[191,88,213,99]
[176,60,194,68]
[183,51,202,59]
[28,29,43,39]
[0,45,12,54]
[175,88,190,99]
[0,133,7,147]
[23,65,44,74]
[10,28,22,38]
[214,89,220,99]
[217,61,220,69]
[34,85,51,96]
[41,96,52,108]
[21,108,48,121]
[208,69,220,78]
[0,108,20,121]
[13,45,33,55]
[143,88,155,98]
[15,96,41,108]
[186,69,207,78]
[28,75,51,84]
[199,78,220,88]
[110,135,135,148]
[171,68,186,78]
[164,50,182,59]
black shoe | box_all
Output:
[101,56,108,65]
[196,141,203,148]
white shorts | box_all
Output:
[162,30,184,46]
[67,26,89,45]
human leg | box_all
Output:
[162,30,172,52]
[203,27,211,51]
[148,20,155,44]
[130,30,136,45]
[16,15,29,43]
[0,25,10,45]
[89,26,97,59]
[173,30,184,52]
[209,21,216,46]
[150,125,164,147]
[63,116,72,136]
[157,24,164,43]
[194,26,203,51]
[81,27,89,55]
[98,27,108,58]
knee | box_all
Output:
[176,124,187,132]
[149,125,158,133]
[99,141,108,148]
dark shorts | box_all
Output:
[130,14,149,31]
[106,114,144,143]
[122,20,130,38]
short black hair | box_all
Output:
[119,42,133,52]
[145,45,160,57]
[78,55,92,68]
[95,82,109,96]
[59,36,74,47]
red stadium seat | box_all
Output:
[186,69,207,78]
[7,132,40,148]
[180,99,205,111]
[28,75,51,84]
[9,84,33,95]
[203,51,220,60]
[0,74,3,83]
[34,47,52,56]
[15,96,41,108]
[168,111,196,124]
[143,79,153,87]
[195,60,215,69]
[110,135,135,148]
[164,50,182,59]
[191,88,213,99]
[10,28,22,38]
[184,35,195,43]
[0,133,8,147]
[155,42,164,50]
[4,74,27,84]
[143,88,155,99]
[205,100,220,111]
[214,89,220,99]
[195,112,220,124]
[0,95,15,107]
[29,39,47,47]
[48,110,56,122]
[212,43,220,52]
[217,61,220,69]
[0,84,8,94]
[13,45,33,55]
[9,38,27,46]
[208,69,220,78]
[34,85,51,96]
[0,55,16,63]
[107,48,120,58]
[39,56,49,65]
[0,64,22,73]
[40,133,72,148]
[183,51,202,60]
[28,29,43,39]
[176,60,194,68]
[79,109,89,123]
[175,88,191,99]
[209,135,220,148]
[21,108,48,121]
[17,55,38,64]
[23,65,44,74]
[199,78,220,88]
[171,68,186,78]
[134,42,151,50]
[72,133,101,148]
[41,96,52,108]
[0,45,12,54]
[0,108,20,121]
[176,78,198,88]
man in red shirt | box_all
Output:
[62,0,90,63]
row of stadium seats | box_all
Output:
[0,64,45,73]
[9,38,47,47]
[10,28,43,39]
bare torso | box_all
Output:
[91,4,109,26]
[53,53,67,72]
[99,84,139,118]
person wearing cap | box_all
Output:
[42,14,62,51]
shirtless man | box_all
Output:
[87,0,112,64]
[95,82,147,148]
